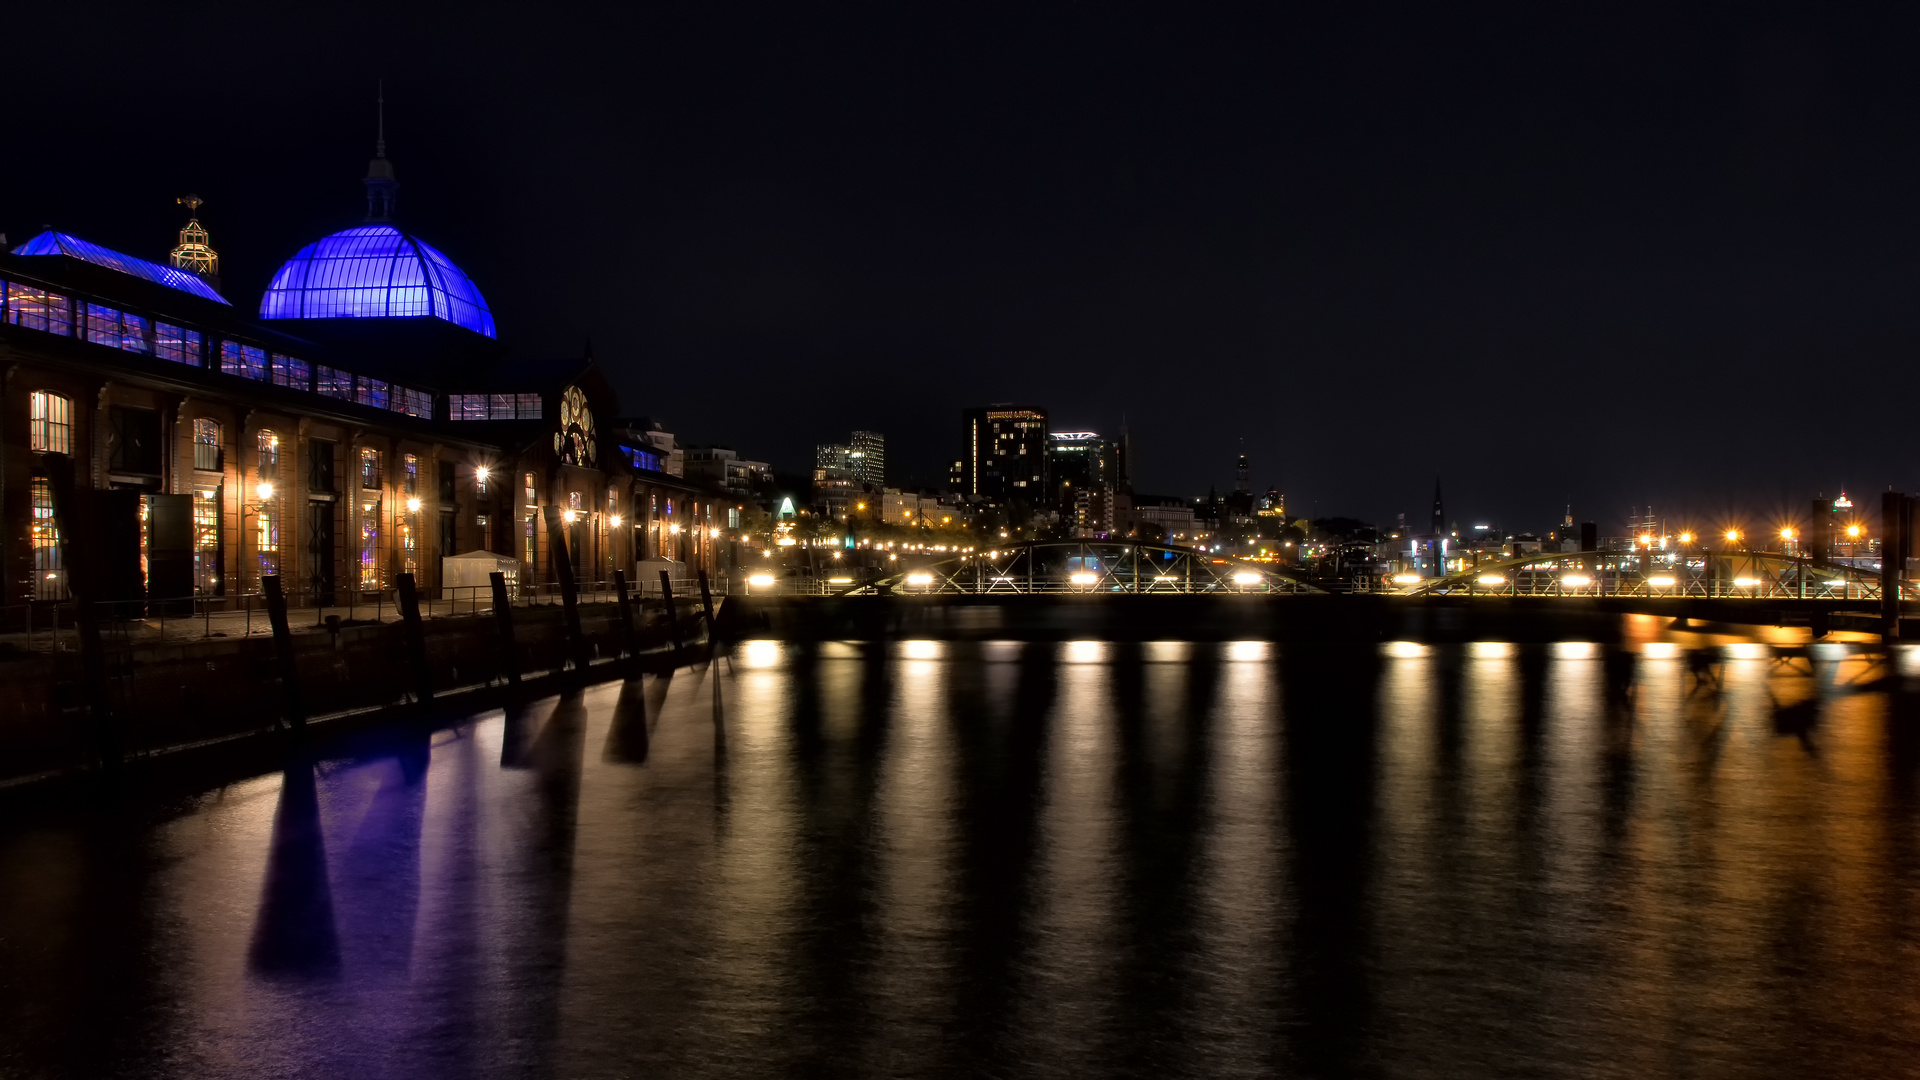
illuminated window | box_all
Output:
[257,430,279,480]
[360,447,381,489]
[191,418,221,471]
[29,391,73,454]
[523,513,537,577]
[569,491,583,511]
[154,323,202,365]
[30,477,64,600]
[355,377,390,412]
[194,488,221,596]
[477,513,490,529]
[360,497,382,590]
[403,454,419,496]
[475,468,489,495]
[5,281,74,335]
[256,503,279,579]
[219,340,268,381]
[524,473,537,505]
[270,353,310,390]
[316,366,354,401]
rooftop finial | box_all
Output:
[171,194,219,284]
[363,82,399,221]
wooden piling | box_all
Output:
[614,569,640,663]
[262,574,305,729]
[542,505,591,673]
[395,572,433,708]
[488,571,522,691]
[660,570,685,662]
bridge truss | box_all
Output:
[1402,548,1911,600]
[845,540,1324,596]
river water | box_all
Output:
[6,634,1920,1078]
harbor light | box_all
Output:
[747,573,776,588]
[1725,529,1741,543]
[1069,572,1099,586]
[1561,574,1592,587]
[1477,574,1505,586]
[905,572,934,587]
[1231,571,1262,586]
[1734,577,1761,588]
[609,515,622,527]
[256,481,274,500]
[1780,527,1796,540]
[827,576,854,585]
[1847,524,1862,538]
[1392,573,1422,585]
[1678,532,1694,544]
[1647,575,1676,588]
[407,496,422,512]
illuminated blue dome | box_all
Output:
[259,224,496,338]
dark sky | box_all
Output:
[9,5,1920,534]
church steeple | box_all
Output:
[1430,476,1445,536]
[363,82,399,221]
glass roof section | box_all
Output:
[258,224,496,338]
[10,231,231,305]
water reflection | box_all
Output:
[6,637,1920,1075]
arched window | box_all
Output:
[29,391,73,454]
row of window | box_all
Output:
[450,392,544,421]
[2,279,470,423]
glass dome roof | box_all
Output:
[258,224,495,338]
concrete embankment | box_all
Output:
[0,601,709,788]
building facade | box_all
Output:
[3,147,728,611]
[961,404,1048,502]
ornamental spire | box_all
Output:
[364,81,399,221]
[170,194,220,288]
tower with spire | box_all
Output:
[364,82,398,220]
[169,194,219,289]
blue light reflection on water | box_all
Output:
[3,639,1920,1077]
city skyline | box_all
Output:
[11,9,1920,526]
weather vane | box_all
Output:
[177,194,204,214]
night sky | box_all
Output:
[10,6,1920,535]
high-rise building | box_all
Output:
[962,404,1048,501]
[850,430,885,488]
[1047,430,1127,535]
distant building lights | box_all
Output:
[1476,575,1505,586]
[1734,577,1761,588]
[1678,532,1694,544]
[1780,527,1797,540]
[1231,571,1263,586]
[905,572,935,587]
[1847,524,1862,538]
[1392,573,1422,585]
[1069,572,1099,586]
[1725,529,1741,543]
[1647,575,1677,588]
[748,573,776,588]
[1561,574,1592,587]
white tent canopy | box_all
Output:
[442,550,520,600]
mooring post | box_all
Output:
[1884,490,1905,643]
[262,574,305,729]
[542,505,591,674]
[396,572,433,708]
[661,569,685,662]
[613,569,640,663]
[698,568,718,648]
[488,571,521,690]
[45,459,120,771]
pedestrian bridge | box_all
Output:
[843,540,1324,595]
[1404,548,1913,601]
